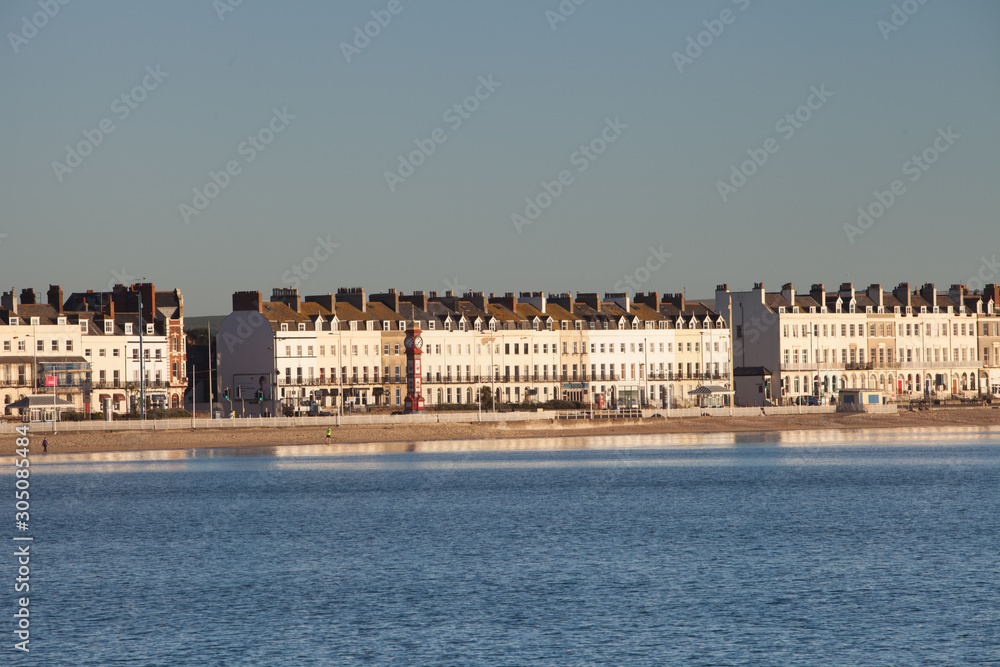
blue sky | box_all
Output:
[2,0,998,316]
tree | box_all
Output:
[478,386,494,411]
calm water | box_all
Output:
[10,430,1000,666]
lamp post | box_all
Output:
[136,288,145,420]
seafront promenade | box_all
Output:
[0,404,898,435]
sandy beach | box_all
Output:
[21,407,1000,455]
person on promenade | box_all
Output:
[42,438,48,453]
[326,427,332,444]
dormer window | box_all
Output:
[778,307,786,313]
[57,317,67,326]
[792,307,800,313]
[575,321,582,330]
[428,321,435,330]
[474,321,482,332]
[80,321,88,332]
[933,306,939,313]
[349,321,357,331]
[920,306,927,314]
[546,321,553,331]
[280,323,288,331]
[810,307,816,313]
[125,323,133,335]
[297,323,306,331]
[399,321,406,331]
[894,306,901,314]
[849,303,856,313]
[104,320,113,334]
[146,324,153,334]
[905,306,912,314]
[8,318,16,326]
[631,320,638,330]
[878,306,884,314]
[489,320,496,331]
[445,320,452,331]
[30,317,40,326]
[866,306,873,313]
[821,307,828,313]
[533,320,539,331]
[562,321,569,331]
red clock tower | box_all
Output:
[403,326,426,413]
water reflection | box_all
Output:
[6,425,997,475]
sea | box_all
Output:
[9,428,1000,666]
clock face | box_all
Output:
[404,335,414,350]
[414,336,423,349]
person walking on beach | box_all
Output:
[326,427,332,444]
[42,438,48,453]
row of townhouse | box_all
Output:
[716,281,1000,406]
[0,284,187,416]
[217,287,733,414]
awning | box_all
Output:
[688,385,735,396]
[5,394,75,409]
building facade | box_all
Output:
[1,283,187,417]
[716,281,994,406]
[218,287,734,415]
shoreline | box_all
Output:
[20,409,1000,455]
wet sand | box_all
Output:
[24,407,1000,454]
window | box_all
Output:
[50,340,58,351]
[80,321,88,332]
[280,323,288,331]
[394,344,400,355]
[37,340,44,352]
[297,323,306,331]
[103,320,113,334]
[1,341,8,352]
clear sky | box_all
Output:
[2,0,998,316]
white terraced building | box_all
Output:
[716,281,997,406]
[217,287,733,415]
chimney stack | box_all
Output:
[19,288,36,305]
[233,291,263,312]
[634,291,661,310]
[547,293,574,314]
[919,282,937,308]
[488,292,517,311]
[663,293,686,311]
[577,293,601,310]
[462,291,488,312]
[399,290,428,312]
[1,288,16,315]
[47,285,63,314]
[781,282,795,306]
[866,284,883,308]
[519,291,547,313]
[984,284,1000,311]
[304,293,335,312]
[892,282,911,308]
[271,287,301,312]
[370,289,399,312]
